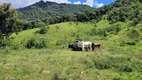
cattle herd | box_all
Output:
[68,41,101,51]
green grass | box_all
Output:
[0,48,142,80]
[1,20,142,80]
[9,20,142,49]
[10,22,97,49]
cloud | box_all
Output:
[94,1,104,8]
[0,0,6,5]
[0,0,104,8]
[97,3,104,8]
[0,0,71,8]
[45,0,71,4]
[83,0,94,7]
[83,0,104,8]
[74,1,81,4]
[4,0,36,8]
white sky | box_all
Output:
[0,0,104,8]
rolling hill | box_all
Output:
[1,21,142,80]
[18,0,93,21]
[17,0,142,25]
[0,0,142,79]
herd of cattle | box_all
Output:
[68,41,101,51]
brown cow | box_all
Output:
[94,43,101,50]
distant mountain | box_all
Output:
[18,0,93,21]
[18,0,142,27]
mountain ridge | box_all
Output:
[18,0,93,21]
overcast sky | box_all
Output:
[0,0,116,8]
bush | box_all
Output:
[26,38,35,49]
[113,77,123,80]
[26,38,47,49]
[131,18,139,26]
[119,64,133,72]
[52,73,60,80]
[120,40,136,46]
[127,29,140,40]
[105,25,121,35]
[36,26,49,34]
[93,57,112,69]
[89,29,108,37]
[0,40,6,47]
[120,40,125,46]
[34,39,47,49]
[2,46,12,54]
[125,41,136,45]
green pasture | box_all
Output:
[0,47,142,80]
[0,20,142,80]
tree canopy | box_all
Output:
[0,3,20,46]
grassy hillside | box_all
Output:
[0,0,142,79]
[0,19,142,80]
[10,22,94,49]
[9,20,142,49]
[0,46,142,80]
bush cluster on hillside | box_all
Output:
[92,55,142,72]
[26,38,47,49]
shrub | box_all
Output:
[56,40,67,46]
[52,73,60,80]
[105,25,121,35]
[120,40,136,46]
[36,26,49,34]
[34,39,47,49]
[119,64,133,72]
[26,38,35,49]
[131,18,139,26]
[89,29,108,37]
[125,41,136,45]
[93,57,112,69]
[26,38,47,49]
[127,29,140,40]
[0,40,6,47]
[39,27,47,34]
[113,77,123,80]
[120,40,125,46]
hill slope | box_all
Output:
[1,21,142,80]
[1,0,142,79]
[18,0,92,21]
[17,0,142,26]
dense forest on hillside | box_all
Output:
[17,0,142,30]
[18,0,92,23]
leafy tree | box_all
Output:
[0,3,20,46]
[0,3,20,38]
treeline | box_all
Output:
[106,0,142,24]
[73,0,142,24]
[18,0,142,29]
[1,0,142,33]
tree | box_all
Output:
[0,3,20,46]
